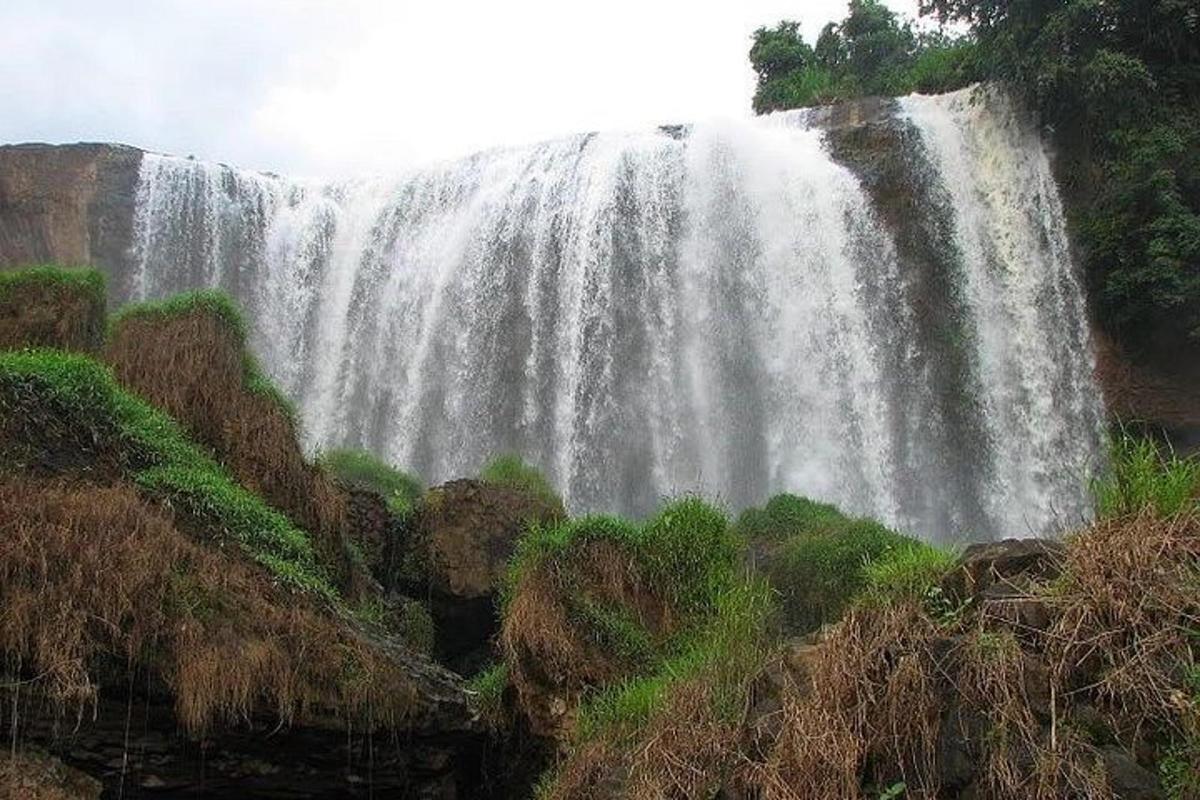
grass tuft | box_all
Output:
[0,265,105,303]
[480,453,564,512]
[319,448,423,517]
[1093,430,1200,519]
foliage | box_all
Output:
[862,539,958,602]
[750,0,980,112]
[735,492,843,540]
[506,496,738,620]
[479,453,564,511]
[319,447,423,517]
[0,265,105,304]
[918,0,1200,348]
[0,349,336,599]
[1092,431,1200,518]
[110,289,248,340]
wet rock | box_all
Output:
[0,143,142,299]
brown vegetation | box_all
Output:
[0,478,420,736]
[105,308,358,591]
[0,273,103,354]
[745,512,1200,800]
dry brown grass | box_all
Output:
[0,478,419,736]
[744,510,1200,800]
[0,278,104,354]
[748,602,944,800]
[0,749,100,800]
[106,309,355,591]
[501,540,674,740]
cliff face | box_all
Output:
[0,142,141,298]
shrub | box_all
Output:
[0,349,335,599]
[319,448,423,517]
[736,493,843,540]
[1092,431,1200,518]
[480,453,564,512]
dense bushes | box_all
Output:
[750,1,979,113]
[739,492,952,632]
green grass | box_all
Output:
[0,349,336,599]
[735,493,843,541]
[574,579,773,742]
[467,662,510,720]
[1093,431,1200,518]
[739,494,932,632]
[479,453,563,511]
[318,448,423,517]
[110,289,248,340]
[862,540,958,602]
[505,497,739,620]
[0,265,106,304]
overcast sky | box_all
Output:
[1,0,924,177]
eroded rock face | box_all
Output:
[0,143,141,297]
[404,480,565,675]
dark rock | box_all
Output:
[404,479,565,675]
[942,538,1065,602]
[15,636,485,799]
[1101,746,1164,800]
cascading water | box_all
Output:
[127,85,1105,540]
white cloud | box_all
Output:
[1,0,923,177]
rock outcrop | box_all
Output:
[404,479,565,674]
[0,143,141,299]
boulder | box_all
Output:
[942,538,1065,601]
[406,479,565,674]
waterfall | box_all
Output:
[128,85,1105,540]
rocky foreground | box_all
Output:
[0,266,1197,799]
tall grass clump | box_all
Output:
[480,453,564,512]
[109,289,298,420]
[1093,431,1200,518]
[500,496,748,744]
[0,265,107,353]
[0,265,105,304]
[319,447,423,516]
[0,349,335,599]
